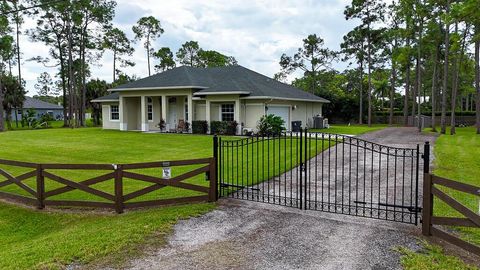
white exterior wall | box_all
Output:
[101,102,120,129]
[99,90,324,133]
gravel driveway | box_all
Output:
[118,127,438,270]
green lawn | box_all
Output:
[309,124,388,135]
[432,127,480,245]
[0,128,315,269]
[400,127,480,270]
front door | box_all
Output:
[168,101,177,129]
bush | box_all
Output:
[192,120,208,134]
[210,121,238,135]
[257,114,285,136]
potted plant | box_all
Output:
[157,119,166,132]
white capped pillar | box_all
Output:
[205,99,211,134]
[119,96,127,131]
[161,95,167,123]
[234,99,241,135]
[187,94,193,124]
[140,96,149,132]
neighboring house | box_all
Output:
[92,65,329,134]
[11,97,63,121]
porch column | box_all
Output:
[119,96,127,131]
[234,99,241,135]
[187,94,193,124]
[205,99,211,134]
[140,96,149,132]
[161,95,167,123]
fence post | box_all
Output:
[114,164,124,214]
[422,173,433,236]
[422,142,432,235]
[299,128,303,210]
[304,128,308,210]
[36,164,45,209]
[211,135,219,201]
[423,141,430,174]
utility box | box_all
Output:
[313,116,324,129]
[291,121,302,132]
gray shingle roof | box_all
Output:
[23,97,63,110]
[105,65,329,103]
[91,92,119,102]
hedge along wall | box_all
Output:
[329,112,477,126]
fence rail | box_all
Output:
[422,173,480,256]
[0,157,217,213]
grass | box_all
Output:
[400,127,480,269]
[432,127,480,245]
[309,124,389,135]
[398,241,478,270]
[0,202,214,269]
[0,128,315,269]
[0,128,223,269]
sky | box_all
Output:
[17,0,360,95]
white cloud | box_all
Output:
[15,0,358,95]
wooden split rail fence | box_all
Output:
[422,173,480,256]
[0,157,217,213]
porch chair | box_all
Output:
[177,119,186,133]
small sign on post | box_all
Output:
[162,167,171,179]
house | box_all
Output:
[11,97,63,121]
[92,65,329,134]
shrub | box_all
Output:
[192,120,208,134]
[257,114,285,136]
[210,121,238,135]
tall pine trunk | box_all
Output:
[147,42,151,76]
[0,66,4,132]
[451,24,469,135]
[113,49,116,82]
[416,20,423,132]
[475,24,480,134]
[431,46,439,132]
[388,39,397,126]
[403,26,411,126]
[367,35,372,127]
[359,61,364,124]
[15,2,21,88]
[440,1,450,134]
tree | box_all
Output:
[1,73,25,129]
[341,26,367,124]
[8,0,23,93]
[279,34,336,95]
[176,41,201,67]
[132,16,164,76]
[0,2,14,132]
[153,47,175,72]
[197,50,237,67]
[86,78,109,125]
[440,0,450,134]
[34,71,57,96]
[103,27,135,81]
[175,41,237,68]
[454,0,480,134]
[345,0,386,126]
[29,0,116,128]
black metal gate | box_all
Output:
[215,129,426,225]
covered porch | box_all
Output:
[119,94,193,132]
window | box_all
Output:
[221,104,234,121]
[147,97,153,121]
[185,98,189,121]
[17,109,22,115]
[110,105,119,120]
